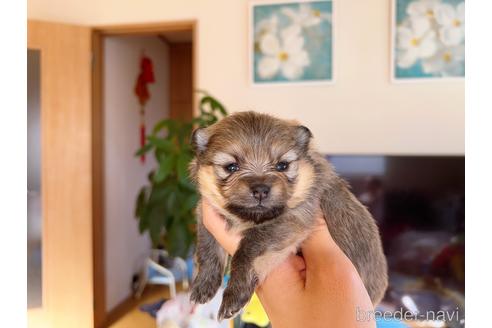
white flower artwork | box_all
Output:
[258,28,311,80]
[251,0,333,85]
[392,0,465,81]
[281,3,332,28]
[435,2,465,46]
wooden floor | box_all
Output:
[108,287,439,328]
[109,285,173,328]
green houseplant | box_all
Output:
[135,92,228,258]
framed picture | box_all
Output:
[391,0,465,82]
[250,0,334,85]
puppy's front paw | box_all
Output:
[217,284,253,321]
[190,272,222,304]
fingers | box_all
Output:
[300,210,339,271]
[256,254,306,301]
[201,198,241,255]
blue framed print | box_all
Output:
[392,0,465,81]
[250,0,334,85]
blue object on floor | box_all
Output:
[139,298,167,318]
[376,317,409,328]
[186,257,194,281]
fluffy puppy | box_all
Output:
[189,112,387,320]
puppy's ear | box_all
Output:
[295,125,312,150]
[191,128,209,154]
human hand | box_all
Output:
[201,199,376,328]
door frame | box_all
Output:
[91,20,197,327]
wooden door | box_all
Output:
[169,42,193,121]
[27,20,94,328]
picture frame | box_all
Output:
[249,0,335,86]
[390,0,465,83]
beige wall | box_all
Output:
[103,35,170,311]
[28,0,464,155]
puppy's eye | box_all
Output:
[224,163,240,173]
[275,161,289,172]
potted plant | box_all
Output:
[134,92,228,263]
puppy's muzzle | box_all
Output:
[251,184,270,202]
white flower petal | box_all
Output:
[422,55,444,74]
[422,45,465,77]
[418,37,437,58]
[299,4,311,16]
[408,0,441,18]
[397,26,414,49]
[303,16,321,27]
[281,61,303,80]
[439,27,464,46]
[407,2,427,17]
[282,3,328,28]
[289,50,310,67]
[258,56,280,79]
[451,44,465,61]
[259,33,280,56]
[397,48,419,68]
[255,15,278,37]
[456,2,465,22]
[281,24,302,41]
[283,35,305,54]
[410,16,431,37]
[281,7,297,20]
[269,15,279,30]
[442,61,464,76]
[435,3,455,26]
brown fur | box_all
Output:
[189,112,388,320]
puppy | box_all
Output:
[189,111,387,320]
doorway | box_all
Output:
[92,22,196,327]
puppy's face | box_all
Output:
[191,112,315,224]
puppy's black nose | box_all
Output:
[251,184,270,201]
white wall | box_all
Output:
[28,0,464,155]
[103,35,170,311]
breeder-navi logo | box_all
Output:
[356,307,464,326]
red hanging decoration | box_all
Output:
[134,54,155,163]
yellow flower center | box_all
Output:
[453,19,461,27]
[312,9,321,17]
[426,9,434,18]
[278,51,289,61]
[410,38,420,47]
[442,52,453,63]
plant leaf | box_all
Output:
[135,143,154,157]
[166,219,190,258]
[166,188,177,211]
[180,192,198,217]
[138,213,149,234]
[177,153,192,182]
[153,119,178,137]
[210,97,227,116]
[135,187,148,218]
[148,206,165,247]
[153,155,175,183]
[135,91,228,256]
[148,185,171,205]
[147,136,175,152]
